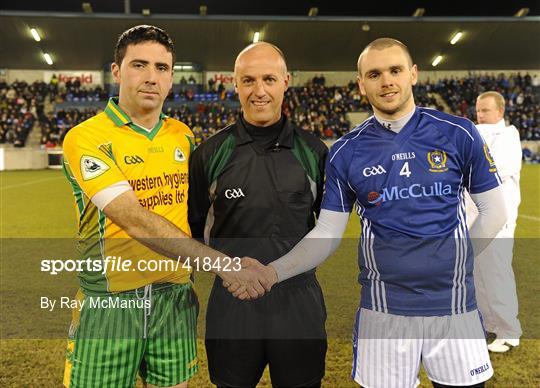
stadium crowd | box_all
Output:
[166,103,238,144]
[427,72,540,140]
[0,80,45,147]
[40,108,99,148]
[284,80,368,138]
[1,72,538,148]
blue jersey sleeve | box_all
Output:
[321,143,356,212]
[466,123,502,194]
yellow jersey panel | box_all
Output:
[62,98,194,293]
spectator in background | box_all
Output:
[50,74,58,83]
[470,91,523,353]
[217,81,226,100]
[208,77,216,92]
[432,72,539,140]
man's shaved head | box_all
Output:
[357,37,413,75]
[234,42,288,76]
[233,41,290,127]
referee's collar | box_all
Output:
[234,113,294,148]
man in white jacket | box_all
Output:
[474,91,523,353]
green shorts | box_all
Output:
[64,283,199,387]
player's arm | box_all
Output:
[62,131,265,297]
[269,209,349,280]
[469,186,508,255]
[104,189,220,260]
[466,123,509,255]
[103,190,267,296]
[228,144,354,297]
[271,144,352,284]
[227,209,349,298]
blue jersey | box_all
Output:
[322,107,501,316]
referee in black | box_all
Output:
[188,42,328,387]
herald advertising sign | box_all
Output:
[205,71,235,91]
[43,71,103,86]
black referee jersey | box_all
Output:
[188,114,328,275]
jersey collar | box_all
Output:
[234,113,294,148]
[373,106,421,146]
[104,97,167,141]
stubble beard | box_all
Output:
[369,90,413,118]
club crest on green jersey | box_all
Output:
[80,155,110,180]
[174,147,187,163]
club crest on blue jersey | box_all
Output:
[482,144,498,172]
[427,150,448,172]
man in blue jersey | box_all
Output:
[226,38,509,388]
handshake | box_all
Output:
[219,258,278,300]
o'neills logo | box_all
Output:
[58,73,94,85]
[368,182,452,205]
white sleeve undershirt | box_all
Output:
[270,209,349,282]
[271,185,508,283]
[91,180,132,210]
[468,185,508,255]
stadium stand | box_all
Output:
[429,73,540,141]
[1,73,539,150]
[0,80,45,147]
[284,80,369,138]
[40,108,99,148]
[166,103,238,144]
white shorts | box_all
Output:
[351,308,493,388]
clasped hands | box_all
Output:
[220,257,278,300]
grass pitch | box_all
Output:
[1,166,539,387]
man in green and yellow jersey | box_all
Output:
[61,25,270,388]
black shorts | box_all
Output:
[205,274,327,387]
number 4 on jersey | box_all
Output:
[399,161,412,178]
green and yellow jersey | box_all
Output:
[62,98,194,294]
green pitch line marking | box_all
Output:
[0,176,64,190]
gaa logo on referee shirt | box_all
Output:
[80,155,110,180]
[224,188,245,199]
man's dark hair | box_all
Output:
[114,25,175,65]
